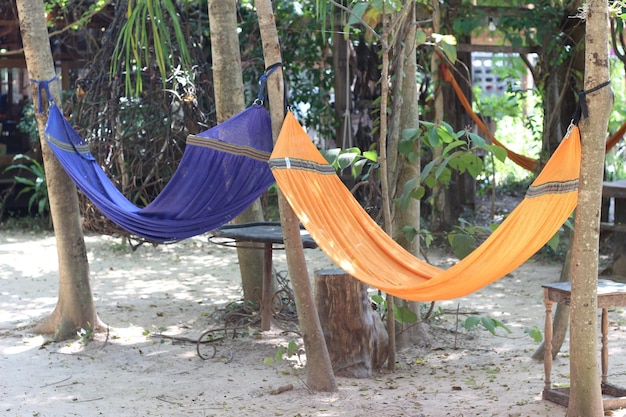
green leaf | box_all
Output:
[433,34,458,64]
[394,305,417,324]
[449,232,475,259]
[371,294,385,305]
[427,126,440,147]
[321,148,341,166]
[546,232,559,251]
[462,315,481,331]
[398,138,416,157]
[400,226,419,243]
[415,29,427,46]
[337,152,359,170]
[362,150,377,162]
[467,132,486,147]
[481,317,497,334]
[348,2,369,26]
[287,340,298,356]
[525,326,543,343]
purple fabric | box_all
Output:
[45,104,275,242]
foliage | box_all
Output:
[607,58,626,181]
[371,294,418,325]
[398,120,507,211]
[238,1,337,139]
[263,340,299,365]
[3,154,49,217]
[321,147,378,179]
[524,325,543,343]
[460,315,511,336]
[447,218,494,259]
[16,102,38,145]
[111,0,193,96]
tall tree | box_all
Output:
[388,1,431,347]
[208,0,267,308]
[255,0,337,392]
[567,0,612,415]
[16,0,100,340]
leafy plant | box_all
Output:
[524,325,543,343]
[397,120,507,212]
[371,294,417,325]
[77,324,94,346]
[3,154,49,217]
[264,340,299,365]
[447,218,495,259]
[111,0,193,96]
[321,147,378,180]
[461,315,511,336]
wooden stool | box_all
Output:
[542,279,626,409]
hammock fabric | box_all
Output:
[269,112,580,301]
[442,64,626,171]
[45,103,275,243]
[440,64,540,172]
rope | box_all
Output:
[28,74,58,114]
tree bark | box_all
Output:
[208,0,267,308]
[314,269,388,377]
[255,0,337,392]
[567,1,612,415]
[17,0,100,340]
[332,1,350,149]
[389,2,431,348]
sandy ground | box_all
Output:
[1,230,626,417]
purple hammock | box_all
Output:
[44,103,275,243]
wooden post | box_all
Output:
[314,269,389,378]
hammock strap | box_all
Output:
[573,79,611,124]
[29,74,58,114]
[257,62,283,103]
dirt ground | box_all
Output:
[2,229,626,417]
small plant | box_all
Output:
[77,323,94,346]
[447,218,495,259]
[524,325,543,343]
[264,340,299,365]
[4,154,49,217]
[370,294,418,325]
[460,315,511,336]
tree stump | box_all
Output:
[314,269,389,378]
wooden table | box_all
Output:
[602,180,626,276]
[209,222,317,331]
[542,279,626,409]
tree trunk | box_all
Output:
[208,0,267,308]
[314,269,388,377]
[332,1,350,149]
[17,0,100,340]
[255,0,337,392]
[388,2,431,348]
[567,1,612,415]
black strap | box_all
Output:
[256,62,283,103]
[572,79,611,125]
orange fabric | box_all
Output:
[441,64,540,172]
[269,112,580,301]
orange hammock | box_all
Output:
[441,64,625,172]
[269,112,580,301]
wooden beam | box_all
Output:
[457,43,541,55]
